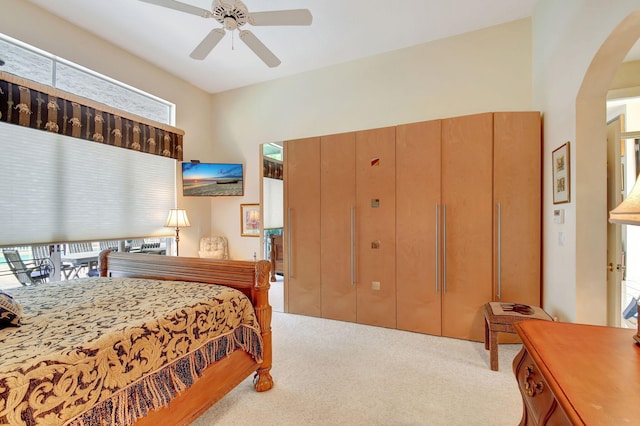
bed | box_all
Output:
[0,250,273,426]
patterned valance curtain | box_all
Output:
[263,157,283,180]
[0,71,184,160]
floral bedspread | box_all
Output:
[0,277,263,426]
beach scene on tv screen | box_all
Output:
[182,163,243,196]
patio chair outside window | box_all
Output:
[128,239,145,252]
[32,244,80,281]
[623,297,638,320]
[3,249,51,286]
[67,243,98,277]
[99,240,120,251]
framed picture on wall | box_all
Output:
[240,204,260,237]
[552,142,570,204]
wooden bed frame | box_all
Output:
[97,250,273,426]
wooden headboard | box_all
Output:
[99,250,269,298]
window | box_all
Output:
[0,122,175,245]
[0,33,174,124]
[0,34,176,246]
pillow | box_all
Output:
[0,290,23,327]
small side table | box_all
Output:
[483,302,552,371]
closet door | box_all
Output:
[284,137,321,317]
[321,132,357,322]
[356,127,396,328]
[441,113,493,342]
[396,120,442,335]
[493,112,541,305]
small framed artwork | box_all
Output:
[552,142,570,204]
[240,204,260,237]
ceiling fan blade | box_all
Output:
[138,0,212,18]
[190,28,226,60]
[248,9,313,26]
[239,30,281,68]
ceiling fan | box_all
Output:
[139,0,313,67]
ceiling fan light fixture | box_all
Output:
[223,16,238,30]
[213,0,247,29]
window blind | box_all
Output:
[263,177,283,229]
[0,122,175,246]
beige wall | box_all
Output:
[8,0,640,328]
[1,0,213,257]
[611,60,640,91]
[1,2,533,260]
[9,1,637,325]
[609,60,640,100]
[532,0,640,324]
[209,18,534,259]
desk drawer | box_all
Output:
[513,348,571,425]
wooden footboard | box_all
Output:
[97,250,273,425]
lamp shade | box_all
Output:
[610,180,640,225]
[164,209,191,228]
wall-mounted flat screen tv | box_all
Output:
[181,162,244,196]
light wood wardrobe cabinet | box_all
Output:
[284,137,321,317]
[319,128,396,328]
[396,120,442,335]
[397,114,495,342]
[395,112,541,342]
[493,112,541,307]
[320,132,357,322]
[355,127,397,328]
[441,113,494,342]
[285,112,540,341]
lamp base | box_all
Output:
[175,227,180,257]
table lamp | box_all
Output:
[165,208,190,256]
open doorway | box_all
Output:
[260,142,284,312]
[607,98,640,329]
[574,9,640,326]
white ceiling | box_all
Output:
[25,0,546,93]
[23,1,636,95]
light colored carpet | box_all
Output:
[192,312,523,426]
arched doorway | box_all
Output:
[575,10,640,326]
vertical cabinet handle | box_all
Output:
[497,202,502,299]
[351,206,356,286]
[443,204,447,294]
[435,204,439,293]
[287,207,293,279]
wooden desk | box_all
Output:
[513,320,640,425]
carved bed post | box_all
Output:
[98,249,112,277]
[252,260,274,392]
